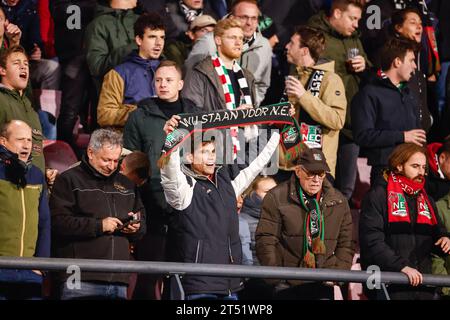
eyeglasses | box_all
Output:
[235,15,259,23]
[300,166,326,179]
[222,35,244,42]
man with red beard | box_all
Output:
[360,143,450,300]
[426,137,450,201]
[182,17,255,112]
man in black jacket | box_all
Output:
[352,37,426,186]
[360,143,450,300]
[50,128,145,300]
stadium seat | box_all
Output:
[43,140,78,173]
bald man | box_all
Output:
[0,120,51,300]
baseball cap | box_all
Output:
[297,147,330,173]
[189,15,217,31]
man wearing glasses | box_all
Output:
[256,147,354,300]
[185,0,272,106]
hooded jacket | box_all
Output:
[160,132,280,295]
[97,51,161,129]
[351,76,420,168]
[308,11,371,139]
[278,60,347,177]
[85,3,138,79]
[256,175,354,287]
[0,145,50,258]
[426,142,450,201]
[0,85,44,173]
[49,154,145,284]
[184,31,272,106]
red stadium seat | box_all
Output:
[43,140,78,173]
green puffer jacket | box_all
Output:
[85,4,138,79]
[308,11,371,139]
[0,86,44,172]
[432,193,450,296]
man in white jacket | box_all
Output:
[160,115,279,300]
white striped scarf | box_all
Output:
[211,54,252,159]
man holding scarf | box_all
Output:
[280,25,346,180]
[360,143,450,300]
[256,147,354,300]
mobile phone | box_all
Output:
[118,212,141,230]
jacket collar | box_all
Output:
[124,50,161,69]
[288,173,342,207]
[80,153,119,180]
[137,97,189,119]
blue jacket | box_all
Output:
[97,51,161,128]
[114,50,160,104]
[1,0,42,53]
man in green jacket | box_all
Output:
[308,0,370,201]
[0,45,44,173]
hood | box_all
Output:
[296,59,335,76]
[0,145,31,188]
[427,142,444,178]
[308,11,361,40]
[240,192,263,219]
[180,161,222,183]
[2,0,35,14]
[124,50,161,69]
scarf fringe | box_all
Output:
[302,250,316,268]
[312,238,326,255]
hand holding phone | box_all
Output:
[118,212,141,232]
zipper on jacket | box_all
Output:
[228,237,234,263]
[20,189,26,257]
[195,240,201,263]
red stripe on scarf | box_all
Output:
[387,172,437,225]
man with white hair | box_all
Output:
[50,128,145,300]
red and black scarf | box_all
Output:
[387,172,437,226]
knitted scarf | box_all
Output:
[298,185,325,268]
[387,172,437,225]
[179,0,202,23]
[211,53,252,159]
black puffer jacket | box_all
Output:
[50,155,145,284]
[360,178,447,274]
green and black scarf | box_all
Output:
[298,185,326,268]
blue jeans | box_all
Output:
[186,293,239,301]
[0,269,43,300]
[60,281,127,300]
[335,134,359,200]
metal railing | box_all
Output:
[1,256,450,287]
